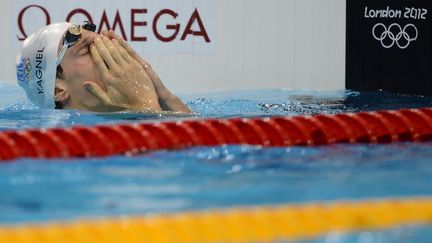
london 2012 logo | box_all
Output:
[16,57,32,86]
[372,23,418,49]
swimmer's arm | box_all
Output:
[153,83,192,114]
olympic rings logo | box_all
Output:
[372,23,418,49]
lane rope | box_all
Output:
[1,108,432,161]
[1,197,432,242]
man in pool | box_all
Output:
[16,22,191,113]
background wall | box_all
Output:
[1,0,346,94]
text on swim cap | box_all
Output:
[35,47,44,94]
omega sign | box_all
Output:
[14,1,215,53]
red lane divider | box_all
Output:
[1,108,432,161]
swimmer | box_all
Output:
[16,22,191,114]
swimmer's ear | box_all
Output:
[54,86,70,104]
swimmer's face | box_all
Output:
[54,29,109,111]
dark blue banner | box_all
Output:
[346,0,432,94]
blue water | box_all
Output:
[1,82,432,241]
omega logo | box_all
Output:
[17,4,211,43]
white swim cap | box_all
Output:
[16,22,72,108]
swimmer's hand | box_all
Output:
[85,36,162,112]
[102,30,192,114]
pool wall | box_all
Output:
[1,0,346,93]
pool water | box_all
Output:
[1,82,432,241]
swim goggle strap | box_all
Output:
[56,22,97,66]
